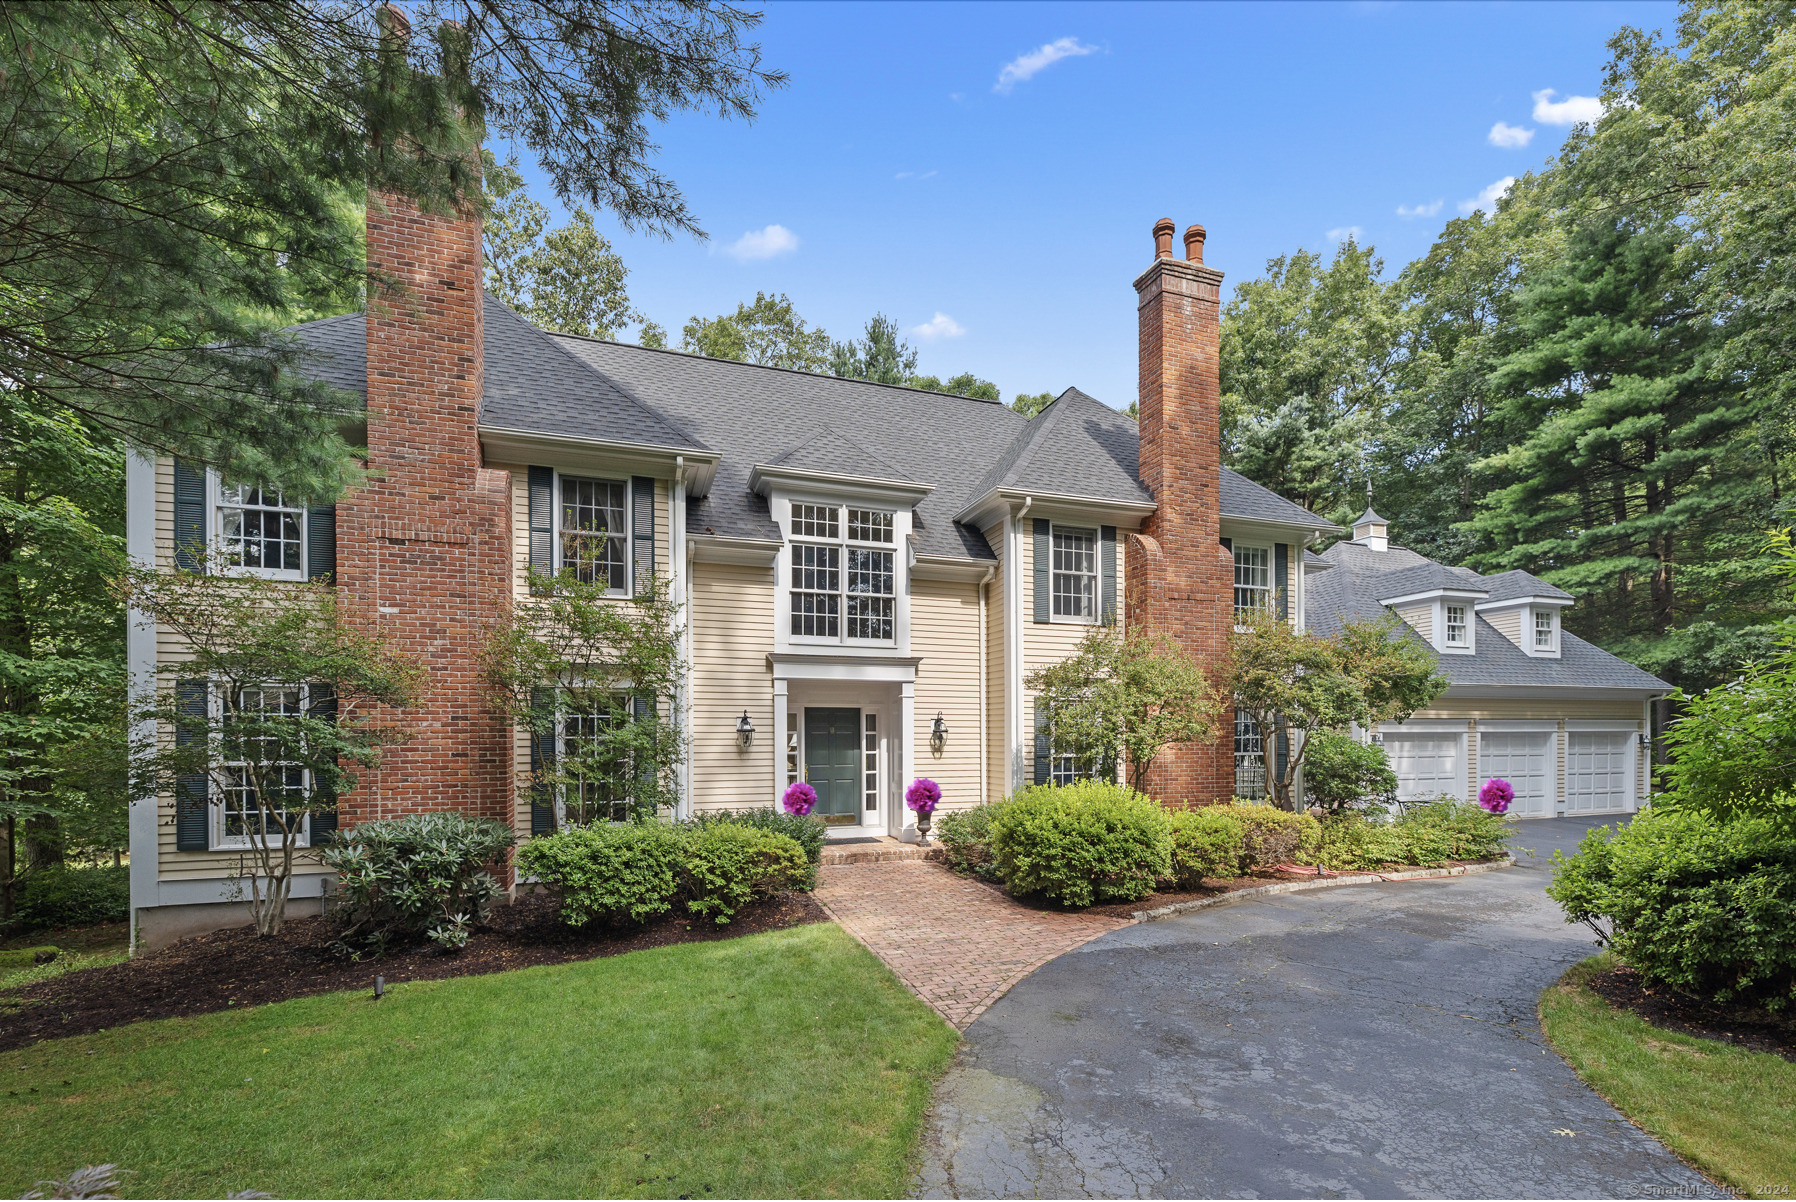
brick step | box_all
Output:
[820,839,942,866]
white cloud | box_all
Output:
[1488,121,1535,149]
[994,37,1097,94]
[911,312,966,341]
[724,224,798,262]
[895,170,938,181]
[1531,88,1604,126]
[1326,226,1365,243]
[1459,176,1517,215]
[1396,199,1444,219]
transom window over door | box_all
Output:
[1234,545,1271,617]
[218,483,304,576]
[789,503,895,643]
[560,477,628,592]
[1051,526,1098,620]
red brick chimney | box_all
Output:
[334,175,513,827]
[1127,218,1236,805]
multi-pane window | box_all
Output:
[863,713,879,812]
[786,713,800,786]
[559,704,631,825]
[218,684,307,847]
[1534,610,1554,650]
[1444,604,1469,646]
[789,503,896,643]
[560,477,628,592]
[218,484,304,575]
[1234,545,1272,617]
[1233,708,1267,800]
[1051,526,1098,620]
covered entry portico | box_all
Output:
[770,654,917,840]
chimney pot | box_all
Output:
[1152,218,1175,260]
[1183,224,1206,264]
[379,2,412,39]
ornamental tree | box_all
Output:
[1025,627,1221,793]
[484,570,686,827]
[1227,608,1446,811]
[119,564,424,936]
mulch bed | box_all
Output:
[0,890,826,1053]
[1583,962,1796,1062]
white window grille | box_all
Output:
[559,477,629,592]
[786,712,800,786]
[558,701,632,825]
[1534,610,1554,649]
[789,503,895,643]
[1234,708,1267,799]
[862,712,879,813]
[1051,526,1098,620]
[1234,545,1272,617]
[216,684,308,849]
[1444,604,1468,646]
[218,483,304,577]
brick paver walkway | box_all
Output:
[815,860,1131,1030]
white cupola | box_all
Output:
[1351,506,1389,552]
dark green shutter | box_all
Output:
[1276,543,1289,620]
[631,695,653,800]
[1276,724,1290,788]
[631,476,655,594]
[529,686,555,835]
[174,679,209,850]
[1033,701,1050,786]
[173,460,207,573]
[1033,518,1051,623]
[307,504,336,583]
[528,466,554,590]
[309,684,338,845]
[1100,525,1117,625]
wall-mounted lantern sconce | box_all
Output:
[736,711,755,749]
[1637,732,1651,749]
[930,711,948,751]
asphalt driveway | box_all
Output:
[916,817,1724,1199]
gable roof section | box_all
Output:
[763,425,913,483]
[961,387,1154,513]
[1479,569,1575,604]
[1370,561,1489,602]
[287,312,367,398]
[1221,468,1341,531]
[1310,539,1667,691]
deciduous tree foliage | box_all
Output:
[681,291,831,371]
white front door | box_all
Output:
[1567,731,1632,814]
[1385,732,1464,801]
[1477,732,1555,818]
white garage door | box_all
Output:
[1477,732,1555,818]
[1385,732,1464,801]
[1567,731,1633,814]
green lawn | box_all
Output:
[1540,954,1796,1199]
[0,922,958,1199]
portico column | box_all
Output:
[900,680,916,836]
[772,676,789,806]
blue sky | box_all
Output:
[506,0,1678,409]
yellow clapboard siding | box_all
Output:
[689,561,775,810]
[912,577,984,813]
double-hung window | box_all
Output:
[1444,604,1469,647]
[216,683,309,848]
[1051,526,1098,620]
[217,482,305,579]
[789,503,896,643]
[559,476,629,593]
[1233,544,1272,618]
[558,702,631,825]
[1533,610,1554,650]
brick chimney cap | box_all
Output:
[379,2,412,38]
[1153,218,1176,260]
[1183,224,1207,264]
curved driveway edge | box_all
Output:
[915,818,1725,1200]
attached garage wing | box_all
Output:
[1566,731,1634,815]
[1384,731,1464,801]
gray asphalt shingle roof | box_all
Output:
[963,387,1153,510]
[1310,539,1668,691]
[1222,469,1342,530]
[1480,569,1576,603]
[1370,561,1489,602]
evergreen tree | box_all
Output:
[830,314,919,385]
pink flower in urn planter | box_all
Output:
[1478,778,1514,815]
[782,781,817,816]
[906,778,941,815]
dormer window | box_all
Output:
[789,502,895,643]
[1534,610,1554,650]
[1444,604,1468,647]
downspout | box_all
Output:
[978,564,994,805]
[672,456,691,819]
[1006,497,1032,794]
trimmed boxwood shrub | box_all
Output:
[322,812,516,954]
[935,801,1011,882]
[684,807,825,888]
[1207,803,1322,873]
[680,823,810,924]
[989,782,1173,907]
[8,865,129,932]
[1167,808,1247,887]
[518,823,686,926]
[1548,808,1796,1010]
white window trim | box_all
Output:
[553,471,634,597]
[210,468,307,582]
[1232,542,1275,627]
[552,690,639,826]
[1432,597,1477,655]
[784,498,899,648]
[208,681,312,851]
[1443,602,1470,648]
[1047,522,1102,625]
